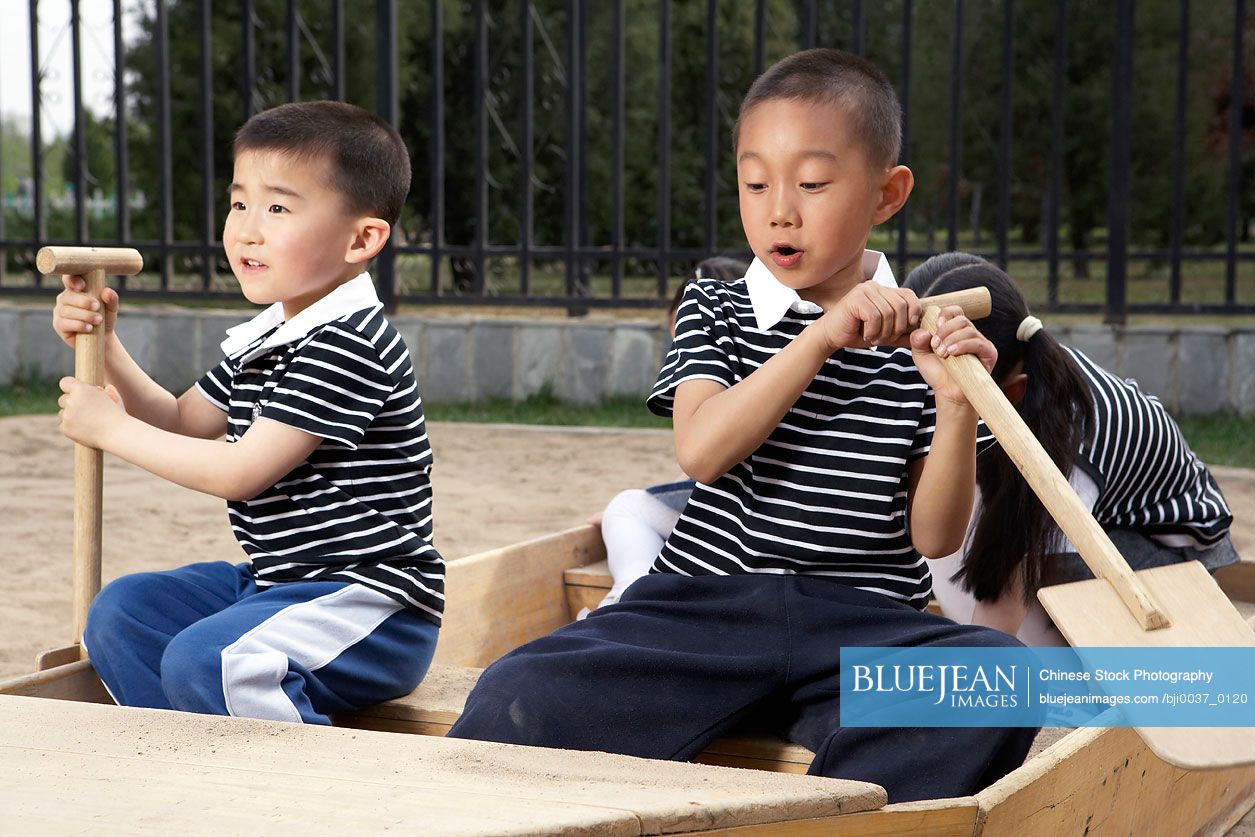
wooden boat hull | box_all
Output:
[3,525,1254,835]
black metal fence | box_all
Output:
[0,0,1250,321]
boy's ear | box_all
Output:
[871,165,914,225]
[344,217,391,265]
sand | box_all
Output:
[1,414,1250,680]
[0,416,679,679]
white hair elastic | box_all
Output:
[1016,315,1044,342]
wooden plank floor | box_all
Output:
[0,695,885,836]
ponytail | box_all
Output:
[912,258,1094,603]
[965,327,1093,600]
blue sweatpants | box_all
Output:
[83,561,438,725]
[448,573,1036,803]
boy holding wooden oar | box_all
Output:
[53,102,444,725]
[450,49,1037,802]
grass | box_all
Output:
[4,381,1252,467]
[1175,415,1255,469]
[0,377,60,417]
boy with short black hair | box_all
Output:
[53,100,442,724]
[449,49,1036,802]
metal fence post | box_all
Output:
[1106,0,1134,326]
[375,0,398,312]
[113,0,130,290]
[1223,0,1246,305]
[28,0,45,284]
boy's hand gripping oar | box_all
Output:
[914,287,993,325]
[920,299,1255,771]
[37,246,144,663]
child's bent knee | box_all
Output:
[451,662,563,746]
[159,632,227,714]
[85,573,160,643]
[92,572,157,613]
[603,488,655,517]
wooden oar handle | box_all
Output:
[37,246,144,277]
[39,246,144,655]
[917,287,991,322]
[920,305,1170,631]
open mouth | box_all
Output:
[770,244,804,267]
[241,258,267,269]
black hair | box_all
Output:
[733,48,902,169]
[912,255,1096,603]
[234,101,412,225]
[902,252,988,297]
[693,255,749,282]
[669,256,749,319]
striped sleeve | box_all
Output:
[258,324,394,449]
[647,281,737,416]
[194,358,234,412]
[1068,346,1232,546]
[909,385,937,461]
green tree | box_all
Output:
[1,117,35,196]
[60,110,117,197]
[113,0,1251,294]
[123,0,384,250]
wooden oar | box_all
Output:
[914,287,991,323]
[36,246,144,664]
[920,302,1255,771]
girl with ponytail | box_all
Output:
[904,254,1238,645]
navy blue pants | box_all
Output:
[84,561,438,724]
[448,573,1037,802]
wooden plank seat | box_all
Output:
[0,694,888,836]
[564,560,615,617]
[336,663,819,774]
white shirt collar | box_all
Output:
[220,272,382,361]
[745,249,897,332]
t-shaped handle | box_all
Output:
[38,246,144,656]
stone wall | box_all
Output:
[3,303,1251,414]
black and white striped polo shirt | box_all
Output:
[196,274,444,625]
[647,260,945,608]
[1068,347,1232,548]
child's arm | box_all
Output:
[673,282,922,484]
[905,308,997,558]
[57,377,318,501]
[53,274,228,439]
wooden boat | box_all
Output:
[3,524,1255,835]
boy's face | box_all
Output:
[224,150,365,319]
[736,98,895,307]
